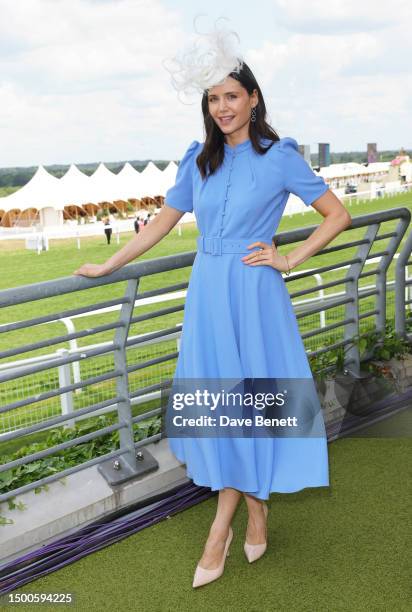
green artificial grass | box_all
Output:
[1,433,410,612]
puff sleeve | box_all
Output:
[279,137,329,206]
[164,140,199,213]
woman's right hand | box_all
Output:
[73,263,112,278]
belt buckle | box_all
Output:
[211,237,222,256]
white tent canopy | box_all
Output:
[1,166,66,212]
[0,159,177,212]
[158,161,178,196]
[59,164,93,206]
[117,162,144,201]
[138,161,165,198]
[86,163,121,203]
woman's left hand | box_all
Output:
[241,241,290,273]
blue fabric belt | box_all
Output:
[196,235,273,256]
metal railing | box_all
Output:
[1,253,410,438]
[0,207,411,503]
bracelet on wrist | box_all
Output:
[284,254,291,276]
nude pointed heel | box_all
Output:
[192,526,233,588]
[244,502,268,563]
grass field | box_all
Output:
[0,193,411,438]
[1,192,411,291]
[1,192,411,330]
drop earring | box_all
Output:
[251,106,257,122]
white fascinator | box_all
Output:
[162,15,244,104]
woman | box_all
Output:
[74,62,351,589]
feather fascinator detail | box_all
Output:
[162,15,244,104]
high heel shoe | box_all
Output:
[192,526,233,588]
[244,502,268,563]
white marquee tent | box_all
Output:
[59,163,94,205]
[1,166,66,212]
[158,161,179,196]
[138,161,166,199]
[0,160,179,214]
[117,162,144,201]
[86,163,121,204]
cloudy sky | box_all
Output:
[0,0,411,167]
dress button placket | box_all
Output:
[219,150,235,238]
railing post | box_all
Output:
[344,223,379,376]
[115,278,139,469]
[98,277,159,485]
[395,229,412,338]
[376,216,410,335]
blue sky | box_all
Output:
[0,0,410,167]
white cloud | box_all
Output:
[245,0,412,148]
[0,0,202,165]
[0,0,183,90]
[272,0,411,33]
[0,0,410,166]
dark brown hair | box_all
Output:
[196,60,280,179]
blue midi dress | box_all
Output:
[164,136,330,499]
